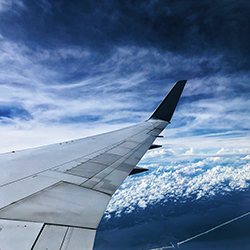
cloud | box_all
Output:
[0,0,25,13]
[104,152,250,219]
[184,148,195,155]
[0,1,249,169]
[242,155,250,160]
[1,1,249,70]
[0,104,32,120]
[142,148,174,160]
[0,33,249,157]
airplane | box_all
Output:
[0,80,186,249]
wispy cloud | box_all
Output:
[0,1,249,169]
[0,0,25,13]
[0,33,249,155]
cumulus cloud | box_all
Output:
[216,147,250,155]
[242,155,250,160]
[142,148,174,159]
[105,153,250,219]
[184,147,195,155]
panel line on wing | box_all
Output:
[31,223,46,250]
[81,135,157,194]
[0,123,154,189]
[0,123,165,214]
[0,181,62,213]
[92,136,156,194]
[0,181,112,228]
[59,227,70,250]
[31,224,97,250]
[60,129,153,181]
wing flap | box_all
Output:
[0,219,43,250]
[32,225,96,250]
[33,225,67,249]
[0,182,111,229]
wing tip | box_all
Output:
[177,79,187,84]
[149,80,187,122]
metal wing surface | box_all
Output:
[0,80,186,249]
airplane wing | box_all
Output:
[0,80,186,249]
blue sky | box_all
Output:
[0,0,250,220]
[0,0,249,151]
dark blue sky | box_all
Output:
[2,1,250,64]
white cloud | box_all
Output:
[104,154,250,219]
[184,147,195,155]
[216,147,250,155]
[142,148,174,159]
[242,155,250,160]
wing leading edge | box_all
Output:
[0,80,186,249]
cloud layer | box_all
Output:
[105,151,250,219]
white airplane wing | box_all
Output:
[0,80,186,249]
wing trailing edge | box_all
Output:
[149,80,187,122]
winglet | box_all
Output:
[149,80,187,122]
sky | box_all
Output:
[0,0,249,152]
[0,0,250,243]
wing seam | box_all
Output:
[0,181,62,212]
[59,227,70,250]
[31,223,46,250]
